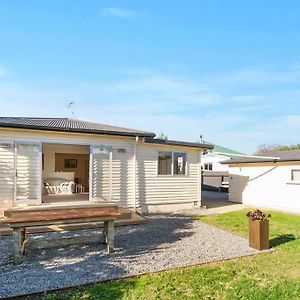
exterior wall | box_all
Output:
[229,164,300,213]
[136,144,201,213]
[0,128,136,209]
[201,153,230,171]
[0,128,202,213]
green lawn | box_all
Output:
[40,210,300,300]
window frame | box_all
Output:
[157,151,188,176]
[291,169,300,181]
[204,163,213,171]
[157,151,173,176]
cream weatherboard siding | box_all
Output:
[136,144,201,213]
[0,127,137,210]
[229,163,300,213]
[0,127,203,213]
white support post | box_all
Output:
[13,143,17,205]
[89,145,93,201]
[198,149,202,207]
[109,150,113,200]
[133,136,138,212]
[38,143,43,204]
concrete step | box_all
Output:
[0,210,145,236]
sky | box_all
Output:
[1,1,300,153]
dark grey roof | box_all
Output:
[0,117,156,138]
[261,150,300,160]
[144,137,214,150]
[221,150,300,164]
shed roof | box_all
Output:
[0,117,156,138]
[221,150,300,164]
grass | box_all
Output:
[37,210,300,300]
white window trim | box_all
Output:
[287,169,300,185]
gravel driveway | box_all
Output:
[0,215,258,298]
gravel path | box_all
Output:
[0,216,258,298]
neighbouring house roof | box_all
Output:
[209,144,245,156]
[144,138,214,150]
[221,150,300,164]
[0,117,156,138]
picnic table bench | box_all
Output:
[3,204,121,265]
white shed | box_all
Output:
[222,151,300,214]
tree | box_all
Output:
[254,143,300,155]
[254,144,281,155]
[156,133,168,140]
[279,144,300,151]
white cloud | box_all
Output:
[2,65,300,154]
[100,7,139,18]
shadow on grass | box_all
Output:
[270,234,296,247]
[40,280,137,300]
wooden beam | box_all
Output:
[106,220,114,254]
[12,228,22,265]
[28,234,102,250]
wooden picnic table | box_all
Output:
[3,205,121,265]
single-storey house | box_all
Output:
[201,144,245,172]
[222,150,300,213]
[0,117,213,215]
[201,144,246,191]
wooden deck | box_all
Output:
[42,193,89,203]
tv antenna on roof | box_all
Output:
[67,101,77,119]
[200,134,203,143]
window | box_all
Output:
[158,152,172,175]
[174,152,187,175]
[204,163,213,171]
[291,170,300,181]
[158,151,187,175]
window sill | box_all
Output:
[157,174,189,177]
[286,181,300,185]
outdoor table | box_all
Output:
[3,205,121,265]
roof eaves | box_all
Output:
[0,123,156,138]
[144,138,214,149]
[220,158,300,164]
